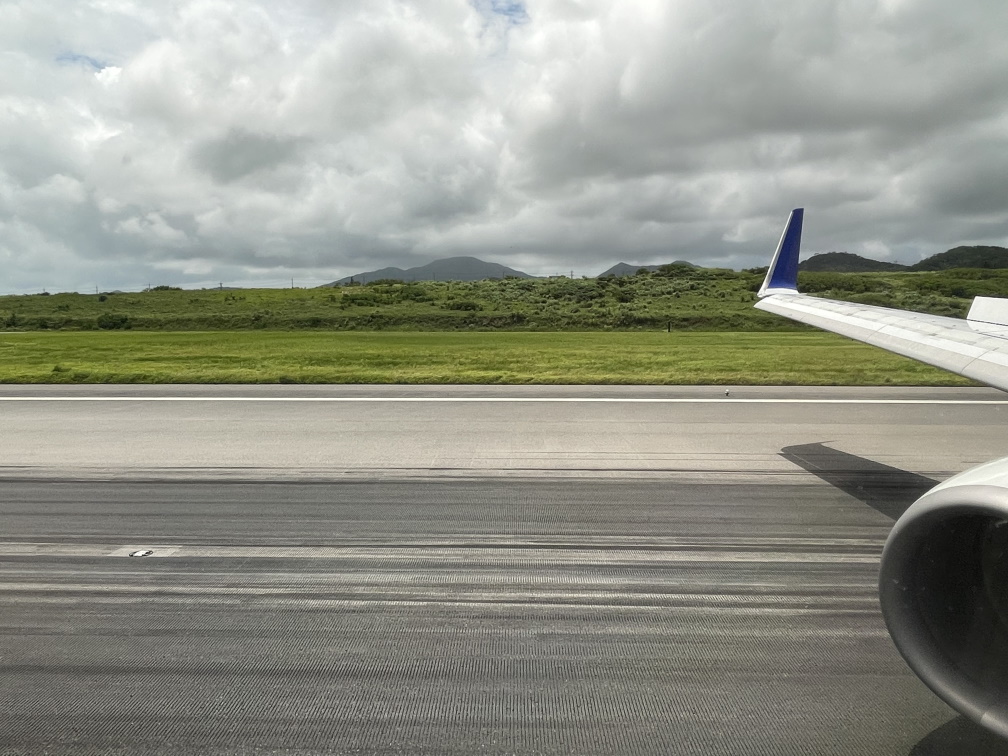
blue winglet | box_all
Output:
[758,208,803,297]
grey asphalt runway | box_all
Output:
[1,384,1006,480]
[2,386,1008,755]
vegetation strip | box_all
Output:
[5,266,1008,332]
[0,331,975,385]
[3,266,1002,385]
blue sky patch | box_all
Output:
[56,52,109,71]
[472,0,529,25]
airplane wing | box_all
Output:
[757,209,1008,739]
[754,208,1008,392]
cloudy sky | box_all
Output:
[3,0,1008,293]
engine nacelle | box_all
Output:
[880,457,1008,738]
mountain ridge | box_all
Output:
[798,252,907,272]
[321,245,1008,285]
[800,245,1008,272]
[911,245,1008,271]
[599,261,697,277]
[321,256,532,286]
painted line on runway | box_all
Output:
[0,396,1006,405]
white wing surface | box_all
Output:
[755,210,1008,392]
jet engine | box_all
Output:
[879,456,1008,737]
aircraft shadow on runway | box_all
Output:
[780,442,938,521]
[781,444,1008,754]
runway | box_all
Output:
[1,384,1006,480]
[2,386,1008,754]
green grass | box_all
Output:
[4,267,1001,385]
[0,330,975,385]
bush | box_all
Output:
[444,299,482,311]
[96,313,131,330]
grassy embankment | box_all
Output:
[1,266,1003,384]
[5,266,1007,331]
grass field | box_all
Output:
[4,267,998,385]
[0,330,974,385]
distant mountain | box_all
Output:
[910,246,1008,271]
[799,252,907,272]
[599,261,697,277]
[798,246,1008,273]
[322,256,533,286]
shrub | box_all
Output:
[445,299,482,311]
[97,313,131,330]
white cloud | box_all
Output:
[1,0,1007,293]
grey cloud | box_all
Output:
[191,129,306,184]
[1,0,1007,292]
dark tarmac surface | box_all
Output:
[4,477,1008,755]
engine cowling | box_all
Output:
[880,456,1008,738]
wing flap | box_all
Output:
[968,297,1008,331]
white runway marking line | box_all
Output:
[0,396,1007,405]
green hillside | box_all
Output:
[799,252,906,272]
[910,246,1008,271]
[5,265,1008,332]
[798,245,1008,272]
